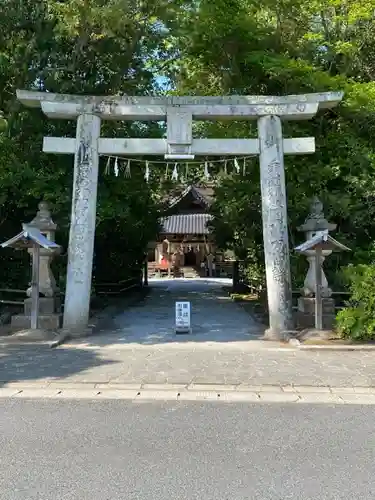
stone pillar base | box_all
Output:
[24,296,61,316]
[295,311,336,330]
[296,297,336,330]
[11,296,63,332]
[11,314,62,330]
[298,297,335,314]
[58,326,93,339]
[263,328,293,342]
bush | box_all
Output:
[336,264,375,341]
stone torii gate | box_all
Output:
[17,90,343,339]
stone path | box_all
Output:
[1,335,375,389]
[0,278,375,392]
[84,277,264,346]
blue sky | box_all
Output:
[155,75,173,91]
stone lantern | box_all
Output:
[22,201,62,328]
[296,197,337,329]
[27,201,60,296]
[1,224,60,331]
[295,230,350,331]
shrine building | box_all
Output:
[147,184,234,277]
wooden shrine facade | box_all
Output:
[147,184,233,277]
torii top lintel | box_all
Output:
[16,90,343,121]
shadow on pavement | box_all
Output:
[0,344,118,386]
[75,278,266,347]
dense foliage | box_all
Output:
[1,0,375,318]
[336,264,375,340]
[0,0,178,286]
[166,0,375,288]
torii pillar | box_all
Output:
[65,113,101,332]
[16,90,343,338]
[258,115,295,338]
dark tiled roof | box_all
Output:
[167,184,214,208]
[161,213,213,234]
[194,185,214,204]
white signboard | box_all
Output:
[175,301,191,334]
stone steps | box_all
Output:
[181,267,200,278]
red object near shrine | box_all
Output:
[160,257,168,268]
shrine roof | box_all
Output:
[161,213,213,235]
[167,184,214,209]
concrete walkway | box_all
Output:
[1,278,375,392]
[1,334,375,389]
[82,278,264,347]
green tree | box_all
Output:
[164,0,375,287]
[0,0,178,287]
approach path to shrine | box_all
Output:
[1,278,375,400]
[90,277,264,346]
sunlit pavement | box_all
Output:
[82,277,264,347]
[1,278,375,390]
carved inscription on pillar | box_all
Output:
[71,143,94,282]
[258,115,293,335]
[63,113,101,330]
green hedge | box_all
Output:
[336,264,375,341]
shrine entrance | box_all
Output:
[184,249,196,267]
[17,90,343,339]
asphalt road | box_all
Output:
[1,400,374,500]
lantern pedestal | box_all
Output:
[296,297,335,330]
[11,296,62,330]
[11,312,61,330]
